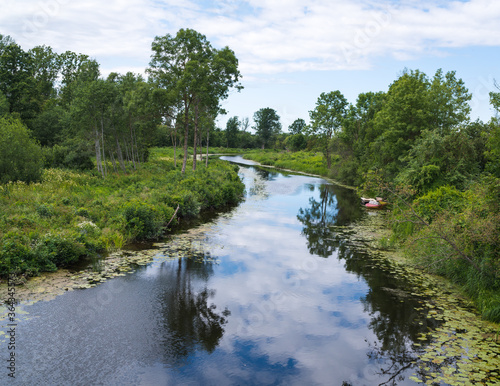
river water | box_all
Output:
[5,156,430,385]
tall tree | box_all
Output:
[308,91,348,168]
[253,108,281,149]
[370,69,471,176]
[0,39,38,122]
[225,116,239,148]
[148,29,213,174]
[148,29,241,172]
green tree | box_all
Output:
[0,116,43,184]
[0,91,8,116]
[225,116,239,148]
[149,29,242,172]
[369,69,471,177]
[253,107,281,149]
[308,91,348,168]
[289,118,306,134]
[396,129,481,193]
[485,89,500,177]
[0,39,38,122]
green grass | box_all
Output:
[0,147,244,280]
[242,150,329,176]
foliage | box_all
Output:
[395,129,481,194]
[148,28,242,173]
[225,116,240,148]
[308,90,348,168]
[253,107,282,149]
[288,118,306,135]
[0,149,244,279]
[388,179,500,321]
[243,150,328,176]
[284,133,307,151]
[0,116,43,184]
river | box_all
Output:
[4,156,446,385]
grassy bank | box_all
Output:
[0,147,244,282]
[242,150,328,176]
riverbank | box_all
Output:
[0,147,244,286]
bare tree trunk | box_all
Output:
[100,114,107,177]
[116,137,126,173]
[129,120,137,171]
[172,124,177,168]
[181,99,190,174]
[205,123,210,168]
[192,99,199,171]
[95,128,104,177]
[110,150,117,173]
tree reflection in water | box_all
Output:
[156,253,230,361]
[297,183,363,257]
[297,183,437,385]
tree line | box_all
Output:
[0,29,245,183]
[279,68,500,321]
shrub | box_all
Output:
[0,116,43,184]
[122,201,164,240]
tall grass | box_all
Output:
[243,150,329,176]
[0,148,244,280]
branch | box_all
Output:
[166,205,180,228]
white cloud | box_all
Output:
[1,0,499,78]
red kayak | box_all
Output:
[365,202,382,209]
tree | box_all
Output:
[308,91,348,168]
[225,116,239,148]
[0,39,38,122]
[253,107,281,149]
[369,69,471,177]
[0,91,8,116]
[149,29,242,173]
[485,88,500,176]
[289,118,306,134]
[0,116,43,184]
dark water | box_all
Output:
[3,156,428,385]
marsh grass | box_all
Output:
[0,148,244,280]
[242,150,329,176]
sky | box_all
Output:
[1,0,500,131]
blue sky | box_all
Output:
[2,0,499,130]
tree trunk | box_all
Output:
[181,99,190,174]
[192,99,199,171]
[116,137,126,173]
[95,128,104,177]
[129,120,137,170]
[205,123,210,167]
[100,114,107,177]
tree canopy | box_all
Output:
[253,108,282,149]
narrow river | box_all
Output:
[7,156,433,385]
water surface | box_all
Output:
[6,156,428,385]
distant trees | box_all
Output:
[253,107,281,149]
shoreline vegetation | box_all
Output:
[0,147,244,287]
[241,149,500,326]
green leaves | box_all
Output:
[253,107,282,149]
[0,116,43,184]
